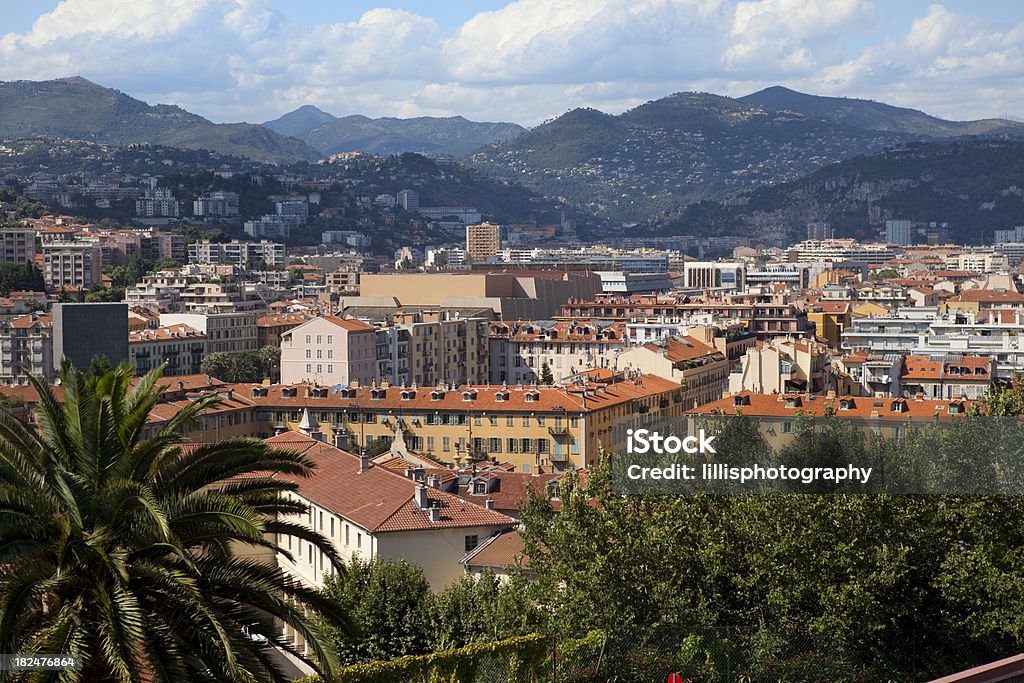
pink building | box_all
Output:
[280,316,376,386]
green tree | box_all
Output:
[321,558,433,665]
[257,345,281,383]
[539,361,554,385]
[200,351,265,383]
[0,360,350,682]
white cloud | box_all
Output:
[0,0,1022,126]
[725,0,876,74]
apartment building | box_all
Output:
[188,240,285,268]
[237,372,684,472]
[369,313,490,388]
[0,228,37,266]
[0,313,52,384]
[42,243,103,289]
[618,336,730,409]
[160,311,258,354]
[129,324,207,376]
[728,338,829,395]
[193,191,240,217]
[900,354,994,400]
[487,319,628,385]
[279,316,376,386]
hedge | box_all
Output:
[294,633,549,683]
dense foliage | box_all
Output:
[518,415,1024,679]
[319,558,544,666]
[0,262,45,295]
[201,346,281,383]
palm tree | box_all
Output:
[0,359,349,682]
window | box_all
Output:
[327,335,333,344]
[489,416,498,427]
[465,535,479,552]
[327,350,333,359]
[537,416,546,426]
[443,436,451,452]
[306,364,312,373]
[306,349,311,359]
[357,533,362,549]
[317,349,322,359]
[426,436,435,451]
[345,525,350,546]
[316,364,322,374]
[506,415,514,427]
[522,416,530,427]
[489,437,501,452]
[305,335,311,344]
[316,335,322,344]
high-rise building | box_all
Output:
[465,222,502,262]
[885,220,913,246]
[806,222,834,241]
[397,189,420,211]
[52,303,129,372]
[42,243,103,289]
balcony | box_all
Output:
[550,451,569,462]
[548,425,570,438]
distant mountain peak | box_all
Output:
[269,111,527,157]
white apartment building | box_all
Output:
[135,188,179,218]
[193,191,240,217]
[279,316,376,386]
[188,240,285,267]
[0,313,52,384]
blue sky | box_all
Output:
[2,0,1023,126]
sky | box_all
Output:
[2,0,1023,127]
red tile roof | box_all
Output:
[691,391,973,421]
[230,374,680,415]
[265,432,515,533]
[461,529,529,571]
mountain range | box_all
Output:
[468,87,1024,223]
[262,106,525,157]
[0,77,319,164]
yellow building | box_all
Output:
[234,373,684,472]
[805,301,851,348]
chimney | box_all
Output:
[333,432,347,450]
[359,450,370,473]
[428,506,442,522]
[485,498,495,510]
[414,483,429,509]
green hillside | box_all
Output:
[653,139,1024,245]
[0,77,320,164]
